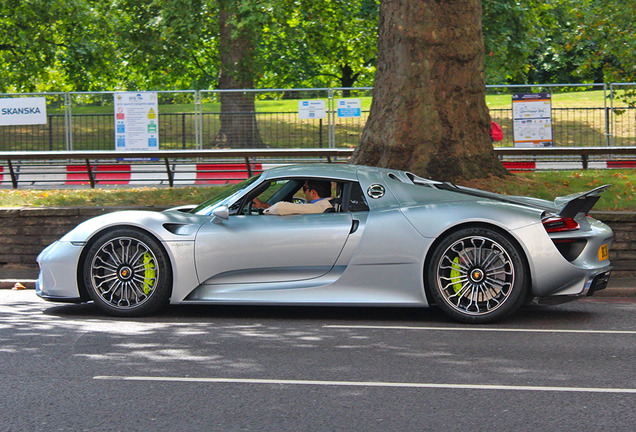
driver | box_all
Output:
[252,180,333,215]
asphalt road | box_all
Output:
[1,290,635,432]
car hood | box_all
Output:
[60,209,207,243]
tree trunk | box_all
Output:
[351,0,507,181]
[340,64,360,97]
[214,1,265,148]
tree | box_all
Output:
[214,0,265,148]
[482,0,550,84]
[0,0,117,92]
[114,0,267,147]
[351,0,507,181]
[0,0,218,92]
[527,0,635,85]
[111,0,220,90]
[259,0,379,91]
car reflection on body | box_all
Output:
[37,164,613,323]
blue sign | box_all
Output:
[338,108,361,117]
[336,99,362,118]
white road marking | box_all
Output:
[94,376,636,394]
[322,325,636,335]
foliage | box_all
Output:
[0,0,220,92]
[108,0,220,90]
[1,0,633,93]
[0,171,632,210]
[482,0,549,83]
[526,0,635,85]
[258,0,379,88]
[0,0,117,92]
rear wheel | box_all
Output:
[427,227,527,323]
[82,228,172,316]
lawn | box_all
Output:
[1,170,633,211]
[50,89,619,114]
[485,89,614,109]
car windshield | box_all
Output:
[190,175,260,215]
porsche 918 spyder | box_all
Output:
[37,164,613,323]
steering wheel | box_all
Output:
[246,200,264,215]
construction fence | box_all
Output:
[1,84,634,152]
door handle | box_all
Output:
[350,219,359,234]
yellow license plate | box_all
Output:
[598,244,608,261]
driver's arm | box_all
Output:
[252,198,271,209]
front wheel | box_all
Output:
[427,227,527,324]
[82,228,172,317]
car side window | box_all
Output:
[256,180,291,203]
[348,182,370,212]
[339,182,369,212]
[233,178,369,215]
[235,179,294,215]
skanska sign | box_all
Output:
[0,97,47,126]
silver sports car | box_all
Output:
[37,164,613,323]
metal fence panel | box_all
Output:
[199,89,332,149]
[1,85,634,154]
[0,92,69,151]
[331,88,373,148]
[486,84,614,147]
[68,90,198,151]
[610,83,636,147]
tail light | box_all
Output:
[542,215,580,233]
[542,213,584,261]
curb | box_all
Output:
[1,280,37,290]
[3,279,636,298]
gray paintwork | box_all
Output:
[36,164,613,308]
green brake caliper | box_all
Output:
[450,256,462,293]
[143,253,156,295]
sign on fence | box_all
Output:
[298,100,326,119]
[114,92,159,151]
[0,97,47,126]
[512,93,553,147]
[336,99,361,118]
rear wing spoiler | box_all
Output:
[555,184,611,218]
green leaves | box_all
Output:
[1,0,633,92]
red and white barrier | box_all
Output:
[0,163,267,187]
[1,161,633,187]
[502,160,636,171]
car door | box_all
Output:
[194,212,354,286]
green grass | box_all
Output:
[486,90,611,109]
[54,90,619,114]
[1,170,633,211]
[468,170,635,211]
[0,186,218,208]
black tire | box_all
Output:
[426,227,527,324]
[82,228,172,317]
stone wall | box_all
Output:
[0,207,159,279]
[0,207,634,280]
[592,211,636,278]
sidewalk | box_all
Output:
[601,277,636,298]
[2,278,635,297]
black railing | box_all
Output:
[1,147,635,189]
[1,107,633,152]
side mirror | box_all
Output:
[211,205,229,224]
